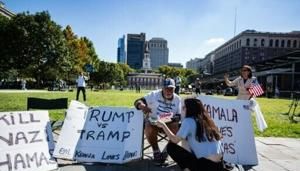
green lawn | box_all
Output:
[0,90,299,138]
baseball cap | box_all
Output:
[163,78,175,88]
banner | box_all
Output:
[53,101,144,164]
[0,111,57,171]
[198,96,258,165]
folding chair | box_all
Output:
[27,97,68,129]
[142,129,169,159]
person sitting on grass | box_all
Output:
[156,98,223,171]
[134,78,181,165]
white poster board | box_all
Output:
[0,111,58,171]
[54,101,144,164]
[198,96,258,165]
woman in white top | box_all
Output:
[225,65,268,132]
[224,65,257,100]
[157,98,223,171]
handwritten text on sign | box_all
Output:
[197,96,258,165]
[0,111,57,171]
[53,101,144,164]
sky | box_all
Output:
[2,0,300,67]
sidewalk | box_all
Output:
[0,89,49,93]
[56,137,300,171]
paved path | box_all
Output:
[56,137,300,171]
[0,89,50,93]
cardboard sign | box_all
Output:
[197,96,258,165]
[0,111,57,171]
[53,101,144,164]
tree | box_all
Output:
[91,61,125,87]
[63,27,100,78]
[63,25,81,74]
[117,63,134,84]
[0,15,12,75]
[0,11,71,86]
[158,65,196,87]
[82,37,100,68]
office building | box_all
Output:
[117,35,126,64]
[0,2,15,18]
[127,33,146,69]
[149,38,169,69]
[213,30,300,74]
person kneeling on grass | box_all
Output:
[156,98,223,171]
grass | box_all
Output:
[0,90,299,138]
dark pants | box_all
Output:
[175,86,180,95]
[167,142,222,171]
[195,88,201,95]
[76,87,86,101]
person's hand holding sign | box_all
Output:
[158,112,174,123]
[138,102,151,116]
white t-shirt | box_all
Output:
[76,76,87,87]
[177,118,222,159]
[144,90,181,119]
[175,77,181,86]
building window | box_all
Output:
[287,40,291,48]
[269,39,273,47]
[281,40,285,48]
[254,38,257,47]
[261,39,265,47]
[293,40,297,48]
[246,38,250,46]
[275,40,279,47]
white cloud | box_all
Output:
[204,38,226,46]
[189,37,226,59]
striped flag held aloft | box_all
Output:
[249,80,264,97]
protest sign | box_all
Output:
[198,96,258,165]
[0,111,57,171]
[54,101,144,164]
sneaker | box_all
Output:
[160,151,168,164]
[153,151,168,166]
[153,151,162,166]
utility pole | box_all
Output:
[234,7,237,36]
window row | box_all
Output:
[216,40,242,58]
[149,43,167,48]
[129,77,162,83]
[246,38,300,48]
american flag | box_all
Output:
[248,80,264,97]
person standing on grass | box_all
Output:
[156,98,223,171]
[76,72,88,101]
[224,65,267,170]
[174,75,181,95]
[134,78,181,165]
[21,79,27,90]
[195,78,201,96]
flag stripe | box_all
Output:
[249,83,264,97]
